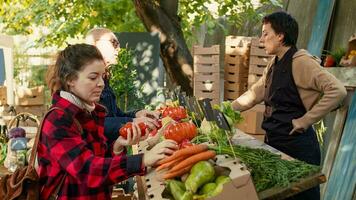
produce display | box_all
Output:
[162,161,232,200]
[161,106,188,121]
[163,122,197,144]
[138,99,322,200]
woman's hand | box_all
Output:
[133,116,160,130]
[143,139,178,167]
[113,122,142,154]
[135,109,160,119]
[146,121,173,148]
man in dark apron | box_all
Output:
[232,11,347,200]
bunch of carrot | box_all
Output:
[155,144,216,180]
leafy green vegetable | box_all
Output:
[209,144,320,192]
[213,101,243,126]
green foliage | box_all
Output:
[0,0,144,47]
[12,44,47,87]
[179,0,283,46]
[1,0,282,48]
[213,101,243,125]
[323,47,346,67]
[109,48,145,112]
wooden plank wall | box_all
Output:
[285,0,356,52]
[284,0,319,49]
[323,91,356,200]
[327,0,356,51]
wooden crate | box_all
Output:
[225,62,249,74]
[249,64,266,75]
[236,104,266,135]
[194,72,219,82]
[225,36,251,56]
[15,86,45,106]
[0,86,7,106]
[248,74,263,88]
[224,81,248,100]
[251,37,262,47]
[224,90,243,101]
[193,45,221,105]
[225,70,248,83]
[194,55,219,64]
[225,54,249,66]
[224,81,248,92]
[194,81,219,92]
[249,56,271,66]
[193,45,220,55]
[194,63,220,73]
[250,46,269,57]
[0,105,47,117]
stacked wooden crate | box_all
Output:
[248,37,273,88]
[236,37,274,140]
[0,86,6,106]
[0,85,47,124]
[224,36,251,101]
[193,45,220,105]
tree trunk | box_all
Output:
[133,0,193,95]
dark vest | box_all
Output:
[262,46,320,166]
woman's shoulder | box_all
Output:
[42,107,74,130]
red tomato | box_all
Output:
[162,106,188,121]
[324,55,336,67]
[163,122,197,144]
[119,122,148,139]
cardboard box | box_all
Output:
[0,86,7,106]
[193,45,220,55]
[250,134,265,142]
[237,104,266,135]
[136,144,259,200]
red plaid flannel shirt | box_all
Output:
[37,92,146,199]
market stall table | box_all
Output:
[133,130,326,200]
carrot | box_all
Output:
[157,144,208,165]
[156,156,186,172]
[169,150,216,173]
[163,164,194,180]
